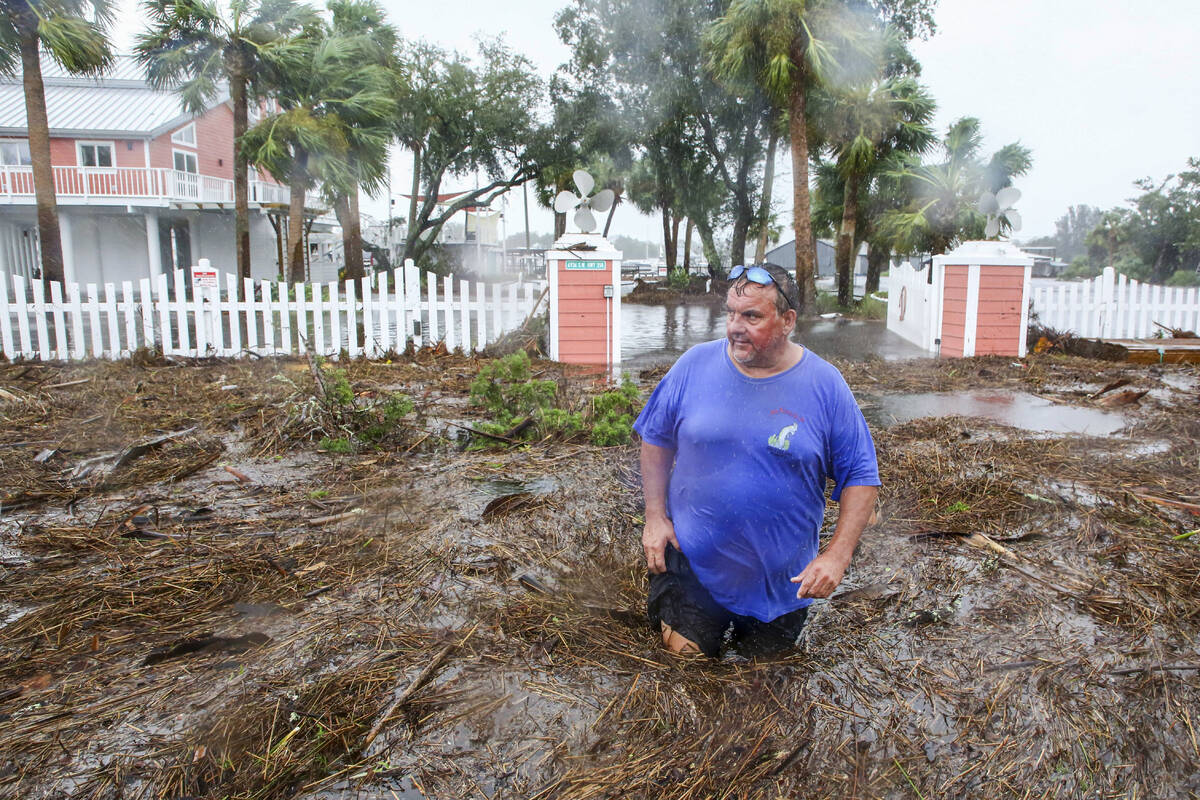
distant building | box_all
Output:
[395,192,507,275]
[0,55,330,284]
[763,239,868,276]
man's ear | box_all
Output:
[783,308,798,331]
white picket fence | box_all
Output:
[0,259,546,361]
[1031,266,1200,339]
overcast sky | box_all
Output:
[114,0,1200,248]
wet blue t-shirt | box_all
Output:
[633,339,880,621]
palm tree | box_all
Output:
[136,0,318,281]
[241,8,395,282]
[814,73,934,306]
[882,117,1033,255]
[707,0,862,316]
[0,0,113,283]
[322,0,396,279]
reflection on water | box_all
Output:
[864,391,1128,435]
[619,302,929,370]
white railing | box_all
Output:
[885,259,939,351]
[0,260,546,361]
[0,166,296,207]
[1031,267,1200,339]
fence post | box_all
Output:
[0,273,12,360]
[1099,266,1115,339]
[404,259,421,348]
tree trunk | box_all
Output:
[602,188,620,238]
[865,243,887,295]
[835,171,860,308]
[670,215,682,270]
[755,122,780,264]
[406,144,420,256]
[661,206,673,270]
[230,63,252,281]
[286,152,307,283]
[333,194,359,280]
[696,216,722,280]
[788,72,817,317]
[729,212,749,270]
[18,24,64,283]
[683,219,693,271]
[347,189,364,277]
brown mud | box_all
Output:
[1,351,1199,799]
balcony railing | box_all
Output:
[0,165,292,207]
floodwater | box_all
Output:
[864,390,1129,435]
[619,302,929,370]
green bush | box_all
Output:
[319,436,353,454]
[590,378,641,446]
[666,268,691,290]
[468,353,643,447]
[858,295,887,321]
[1165,269,1200,287]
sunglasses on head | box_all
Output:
[728,264,793,310]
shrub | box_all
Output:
[1165,269,1200,287]
[590,378,641,446]
[468,353,643,447]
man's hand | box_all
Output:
[790,552,849,599]
[643,513,680,574]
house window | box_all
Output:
[0,140,32,166]
[173,150,198,173]
[77,142,114,168]
[170,123,197,147]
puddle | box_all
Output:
[866,391,1128,435]
[620,304,929,370]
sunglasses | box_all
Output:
[728,264,794,310]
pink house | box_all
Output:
[0,55,323,285]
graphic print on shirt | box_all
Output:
[768,422,799,451]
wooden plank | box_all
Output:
[0,273,13,359]
[226,272,241,356]
[243,276,258,354]
[121,281,137,357]
[460,278,471,352]
[50,280,67,359]
[31,277,49,360]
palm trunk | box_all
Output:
[333,194,360,280]
[789,72,817,316]
[348,189,364,276]
[286,151,307,283]
[18,24,64,283]
[835,171,860,308]
[865,243,887,295]
[406,144,420,256]
[230,65,252,281]
[755,123,779,264]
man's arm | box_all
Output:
[790,484,878,598]
[640,439,679,574]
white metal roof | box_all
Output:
[0,55,227,138]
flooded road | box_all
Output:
[863,390,1130,435]
[619,301,929,371]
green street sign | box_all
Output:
[565,260,606,271]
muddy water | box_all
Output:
[620,302,929,370]
[863,390,1129,435]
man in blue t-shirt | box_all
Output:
[632,263,880,657]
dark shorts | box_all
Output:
[647,545,809,658]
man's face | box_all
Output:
[725,282,796,367]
